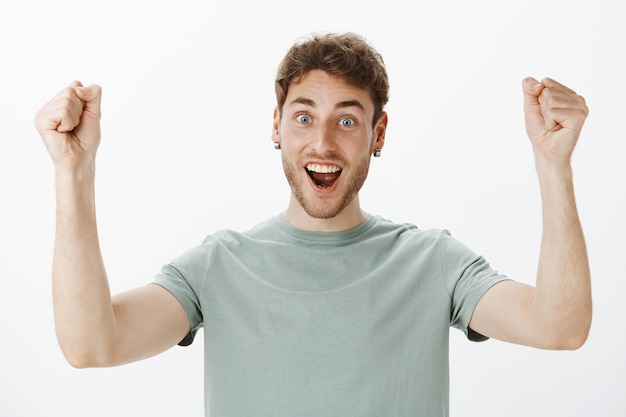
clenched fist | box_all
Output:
[523,77,588,169]
[34,81,102,172]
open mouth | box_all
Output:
[306,163,342,189]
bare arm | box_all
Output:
[35,82,190,368]
[470,77,592,350]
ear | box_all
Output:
[372,111,388,152]
[272,107,281,144]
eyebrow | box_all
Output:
[290,97,316,107]
[288,97,365,112]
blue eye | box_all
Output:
[340,117,355,127]
[296,114,311,124]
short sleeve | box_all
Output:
[153,242,214,346]
[439,231,511,341]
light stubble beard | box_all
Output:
[282,152,371,219]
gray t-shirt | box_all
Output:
[154,214,509,417]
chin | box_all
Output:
[302,205,344,220]
[297,189,358,220]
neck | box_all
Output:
[282,194,368,232]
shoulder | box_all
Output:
[370,215,450,245]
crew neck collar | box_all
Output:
[272,214,378,243]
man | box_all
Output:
[35,33,591,416]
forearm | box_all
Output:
[533,159,592,348]
[53,166,116,367]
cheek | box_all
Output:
[278,137,302,161]
[280,127,309,151]
[351,133,376,155]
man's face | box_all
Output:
[273,70,386,219]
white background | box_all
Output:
[1,0,624,415]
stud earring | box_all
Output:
[373,148,382,157]
[274,142,281,150]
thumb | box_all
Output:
[74,84,102,120]
[522,76,544,110]
[522,77,545,138]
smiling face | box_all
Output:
[273,70,387,231]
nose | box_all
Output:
[310,123,337,155]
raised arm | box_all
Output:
[35,82,190,367]
[469,77,592,350]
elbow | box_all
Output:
[544,312,592,351]
[59,341,116,369]
[56,325,120,368]
[66,355,93,369]
[535,331,587,351]
[566,306,593,350]
[553,329,589,351]
[62,348,108,369]
[61,347,96,369]
[64,352,117,369]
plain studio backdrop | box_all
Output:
[1,0,624,415]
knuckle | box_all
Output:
[60,86,76,99]
[33,110,45,130]
[58,98,73,110]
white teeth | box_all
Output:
[306,164,341,173]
